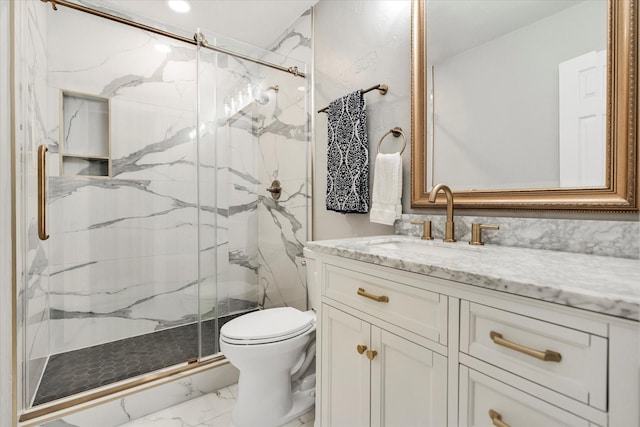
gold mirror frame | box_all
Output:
[411,0,638,211]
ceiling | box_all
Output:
[99,0,317,49]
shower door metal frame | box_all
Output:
[40,0,307,79]
[18,356,228,424]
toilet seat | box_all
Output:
[220,307,315,345]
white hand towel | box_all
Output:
[370,152,402,225]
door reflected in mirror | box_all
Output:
[426,0,607,191]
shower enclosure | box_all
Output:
[14,0,311,418]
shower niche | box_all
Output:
[60,90,111,177]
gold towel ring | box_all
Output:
[377,127,406,155]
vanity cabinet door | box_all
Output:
[321,305,371,427]
[370,326,447,427]
[321,304,448,427]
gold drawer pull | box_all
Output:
[366,350,378,360]
[357,288,389,303]
[489,409,511,427]
[357,345,367,354]
[490,331,562,362]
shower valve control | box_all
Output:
[266,180,282,200]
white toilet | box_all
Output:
[220,306,316,427]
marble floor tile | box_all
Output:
[116,384,314,427]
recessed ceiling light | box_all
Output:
[155,44,171,53]
[168,0,190,13]
[297,86,306,91]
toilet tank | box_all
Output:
[303,248,320,312]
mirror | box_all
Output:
[411,0,638,210]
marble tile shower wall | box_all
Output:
[258,10,312,311]
[173,11,312,320]
[29,3,313,360]
[44,7,203,354]
[219,121,260,313]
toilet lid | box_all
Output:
[220,307,315,343]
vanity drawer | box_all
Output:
[322,263,447,344]
[460,301,607,410]
[459,366,602,427]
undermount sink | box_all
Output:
[363,238,481,256]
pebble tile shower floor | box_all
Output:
[33,311,251,406]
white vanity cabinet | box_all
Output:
[307,249,640,427]
[458,298,612,427]
[459,367,599,427]
[316,257,448,427]
[321,305,447,427]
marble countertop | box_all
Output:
[306,235,640,321]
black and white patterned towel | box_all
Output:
[326,90,369,213]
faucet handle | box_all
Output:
[411,221,434,240]
[469,223,499,246]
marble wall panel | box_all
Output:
[397,215,640,259]
[44,6,202,353]
[220,115,259,314]
[268,9,312,66]
[109,99,197,168]
[195,50,262,321]
[47,8,197,112]
[258,203,309,309]
[13,0,310,417]
[22,0,311,366]
[48,252,199,352]
[48,185,198,261]
[256,12,312,311]
[194,14,312,316]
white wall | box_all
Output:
[313,0,412,240]
[311,0,633,224]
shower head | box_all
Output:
[253,90,269,105]
[253,85,279,105]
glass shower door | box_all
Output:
[17,0,310,412]
[20,3,203,408]
[195,33,221,359]
[196,29,311,357]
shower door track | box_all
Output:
[39,0,307,79]
[18,355,228,424]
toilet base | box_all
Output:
[276,388,315,426]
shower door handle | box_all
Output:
[38,145,49,240]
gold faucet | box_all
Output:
[428,183,456,242]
